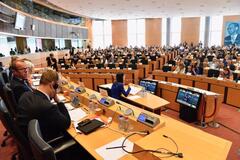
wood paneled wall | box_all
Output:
[112,20,127,47]
[222,15,240,45]
[181,17,200,45]
[145,18,162,46]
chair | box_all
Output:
[28,119,78,160]
[28,119,56,160]
[3,83,18,118]
[0,100,33,160]
[1,71,9,84]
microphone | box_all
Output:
[116,101,135,116]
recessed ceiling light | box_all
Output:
[112,4,116,6]
[176,2,181,5]
[200,4,204,7]
[152,1,156,3]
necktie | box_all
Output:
[24,80,33,92]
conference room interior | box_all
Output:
[0,0,240,160]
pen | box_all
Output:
[106,146,126,150]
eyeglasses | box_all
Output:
[16,67,28,71]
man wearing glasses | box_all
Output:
[17,70,70,141]
[10,60,33,103]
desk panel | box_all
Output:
[194,81,208,90]
[210,84,225,95]
[226,87,240,106]
[180,79,193,86]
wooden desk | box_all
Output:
[99,83,169,114]
[62,82,231,160]
[152,70,240,108]
[157,81,223,123]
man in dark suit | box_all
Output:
[224,23,240,46]
[17,69,71,140]
[46,53,58,71]
[10,60,33,103]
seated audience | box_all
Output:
[222,67,231,79]
[111,72,131,100]
[173,62,186,74]
[46,53,58,71]
[16,69,71,140]
[10,59,33,103]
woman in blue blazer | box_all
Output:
[111,72,131,100]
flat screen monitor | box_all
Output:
[128,64,137,70]
[162,66,172,72]
[139,79,158,95]
[141,59,148,65]
[207,69,220,78]
[96,63,104,69]
[15,13,26,30]
[108,64,116,69]
[176,88,202,109]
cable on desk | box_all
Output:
[120,131,183,158]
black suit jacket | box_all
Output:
[17,90,71,140]
[10,77,32,103]
[224,34,240,46]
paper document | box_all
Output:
[128,95,141,100]
[58,95,66,102]
[96,137,133,160]
[69,108,87,122]
[65,103,75,111]
[129,86,142,95]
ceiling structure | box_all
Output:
[47,0,240,20]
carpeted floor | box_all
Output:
[0,104,239,160]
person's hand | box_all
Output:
[53,94,60,103]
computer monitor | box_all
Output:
[139,79,158,95]
[150,56,156,61]
[176,88,202,109]
[119,64,127,69]
[128,64,137,70]
[108,64,116,69]
[162,66,172,72]
[130,59,137,64]
[207,69,220,78]
[96,63,104,69]
[141,59,148,65]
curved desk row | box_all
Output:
[152,70,240,108]
[61,81,231,160]
[60,68,139,84]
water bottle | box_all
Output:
[123,116,129,132]
[118,115,124,130]
[88,100,95,114]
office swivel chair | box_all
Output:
[28,119,82,160]
[28,119,56,160]
[1,83,18,147]
[3,83,18,118]
[0,100,33,160]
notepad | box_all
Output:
[68,108,87,122]
[96,137,133,160]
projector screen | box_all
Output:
[15,13,26,30]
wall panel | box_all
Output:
[181,17,200,45]
[145,18,162,46]
[112,20,127,47]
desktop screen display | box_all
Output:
[176,88,202,109]
[15,13,26,30]
[139,80,158,94]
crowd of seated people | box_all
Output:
[46,42,240,81]
[161,42,240,80]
